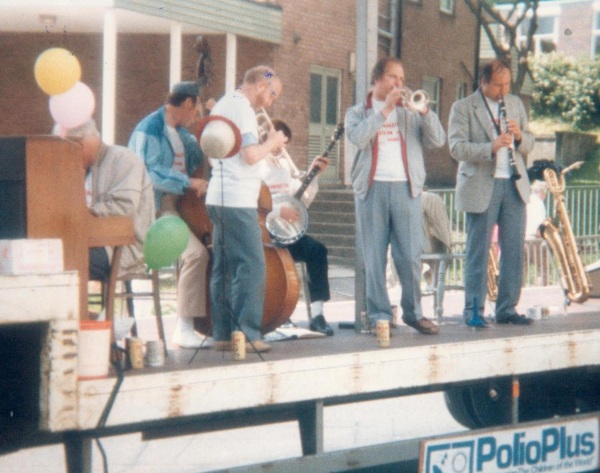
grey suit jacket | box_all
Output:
[448,91,534,213]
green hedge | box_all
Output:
[530,53,600,130]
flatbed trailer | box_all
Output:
[1,272,599,472]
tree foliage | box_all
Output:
[530,53,600,130]
[462,0,540,93]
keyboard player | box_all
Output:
[53,119,155,279]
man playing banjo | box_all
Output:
[259,119,334,336]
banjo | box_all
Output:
[266,123,345,245]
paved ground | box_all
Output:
[2,265,599,473]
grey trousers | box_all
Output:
[463,178,526,320]
[207,205,265,342]
[355,181,423,324]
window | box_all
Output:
[518,15,557,56]
[440,0,455,14]
[309,66,342,182]
[593,11,600,57]
[422,76,441,115]
[456,82,467,101]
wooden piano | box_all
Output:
[0,136,134,319]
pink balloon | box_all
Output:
[49,81,95,129]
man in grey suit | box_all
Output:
[346,57,446,335]
[448,59,535,325]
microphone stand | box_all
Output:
[189,160,266,364]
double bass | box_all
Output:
[176,168,300,335]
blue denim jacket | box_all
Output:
[128,106,203,210]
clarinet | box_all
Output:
[498,96,521,181]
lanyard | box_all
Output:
[479,90,501,135]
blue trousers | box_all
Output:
[463,179,526,319]
[355,181,423,324]
[207,206,265,342]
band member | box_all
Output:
[129,81,211,348]
[345,57,445,335]
[448,59,535,325]
[260,120,334,336]
[206,65,287,353]
[53,119,154,281]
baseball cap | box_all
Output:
[171,81,200,97]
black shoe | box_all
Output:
[496,313,533,325]
[310,314,334,336]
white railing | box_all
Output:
[429,186,600,287]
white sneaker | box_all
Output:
[172,330,214,349]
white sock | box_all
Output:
[310,300,324,316]
[175,317,195,336]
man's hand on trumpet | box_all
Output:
[382,86,403,118]
[309,155,330,176]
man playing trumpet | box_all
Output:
[346,57,445,335]
[448,59,534,325]
[259,119,334,336]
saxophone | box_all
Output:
[537,164,591,303]
[487,244,500,302]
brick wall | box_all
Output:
[401,0,477,186]
[558,2,594,58]
[0,33,103,137]
[0,0,476,186]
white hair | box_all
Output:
[52,119,100,140]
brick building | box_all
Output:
[481,0,599,60]
[0,0,477,187]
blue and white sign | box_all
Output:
[420,417,599,473]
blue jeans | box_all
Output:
[207,206,265,342]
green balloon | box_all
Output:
[144,216,190,270]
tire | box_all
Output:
[444,378,512,429]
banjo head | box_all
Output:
[266,194,308,245]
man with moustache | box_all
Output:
[346,57,445,335]
[448,59,534,326]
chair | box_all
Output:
[420,192,465,322]
[94,246,167,354]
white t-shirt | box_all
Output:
[372,99,407,182]
[485,98,511,179]
[259,156,318,217]
[167,125,186,175]
[526,193,547,240]
[205,91,262,208]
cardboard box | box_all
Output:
[0,239,64,275]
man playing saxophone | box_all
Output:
[448,59,535,325]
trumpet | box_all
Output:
[256,107,303,178]
[398,87,430,113]
[498,96,521,181]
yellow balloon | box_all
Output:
[34,48,81,96]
